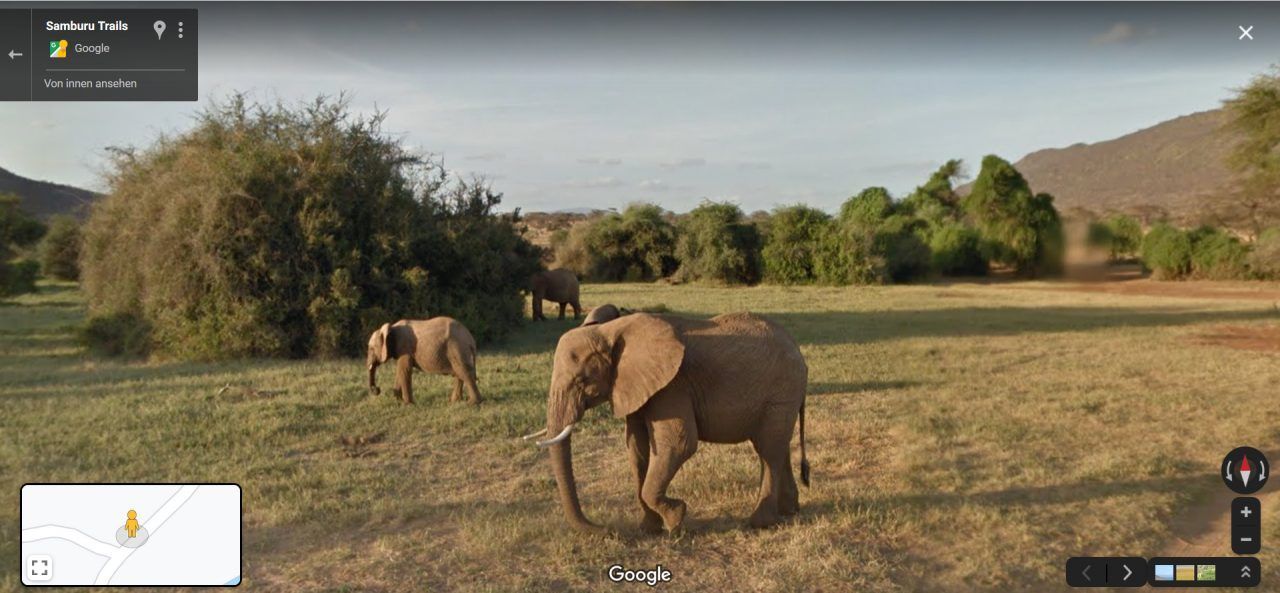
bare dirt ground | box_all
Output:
[1190,325,1280,353]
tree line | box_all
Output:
[552,155,1065,285]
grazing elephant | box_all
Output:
[366,318,482,405]
[580,304,625,327]
[531,269,581,321]
[525,312,809,533]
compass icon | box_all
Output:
[1222,446,1269,494]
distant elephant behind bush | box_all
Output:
[531,269,581,321]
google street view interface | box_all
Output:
[7,1,1280,590]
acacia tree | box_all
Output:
[1221,68,1280,237]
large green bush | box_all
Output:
[814,221,880,285]
[839,186,895,227]
[762,205,831,284]
[673,201,762,284]
[1141,223,1193,279]
[962,155,1063,277]
[1188,227,1250,280]
[0,194,46,297]
[1249,227,1280,279]
[81,95,540,360]
[39,215,82,281]
[928,221,988,276]
[813,188,933,285]
[553,203,677,281]
[0,259,39,296]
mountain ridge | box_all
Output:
[0,167,99,219]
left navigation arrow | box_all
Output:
[7,49,21,59]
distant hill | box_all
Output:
[0,167,99,219]
[999,109,1238,220]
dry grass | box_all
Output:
[3,280,1280,592]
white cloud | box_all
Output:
[638,179,669,191]
[564,176,626,189]
[659,157,706,168]
[577,157,623,166]
[1091,22,1137,46]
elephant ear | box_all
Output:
[376,323,392,362]
[600,314,685,418]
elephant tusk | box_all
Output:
[535,424,575,447]
[521,428,548,441]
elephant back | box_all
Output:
[542,269,580,302]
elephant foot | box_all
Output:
[468,397,482,406]
[659,499,687,533]
[779,496,800,517]
[747,507,782,529]
[639,510,664,535]
[368,386,381,397]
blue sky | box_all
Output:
[2,2,1277,213]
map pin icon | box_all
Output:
[153,20,166,40]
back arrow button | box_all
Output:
[7,50,21,60]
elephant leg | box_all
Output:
[640,403,698,532]
[747,407,797,528]
[395,356,415,405]
[450,377,462,402]
[463,368,482,405]
[572,300,581,319]
[626,415,663,534]
[779,452,800,517]
[558,302,566,319]
[533,297,544,321]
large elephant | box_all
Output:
[525,312,809,533]
[366,318,482,405]
[531,269,581,321]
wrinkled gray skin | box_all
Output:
[531,269,581,321]
[580,304,623,327]
[541,312,809,534]
[366,318,482,405]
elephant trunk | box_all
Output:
[548,436,600,533]
[366,359,380,395]
[544,391,600,533]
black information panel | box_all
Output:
[0,8,197,101]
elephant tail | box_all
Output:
[799,401,810,488]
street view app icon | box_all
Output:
[49,40,67,58]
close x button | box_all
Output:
[1066,557,1147,587]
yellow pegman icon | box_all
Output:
[125,509,139,538]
